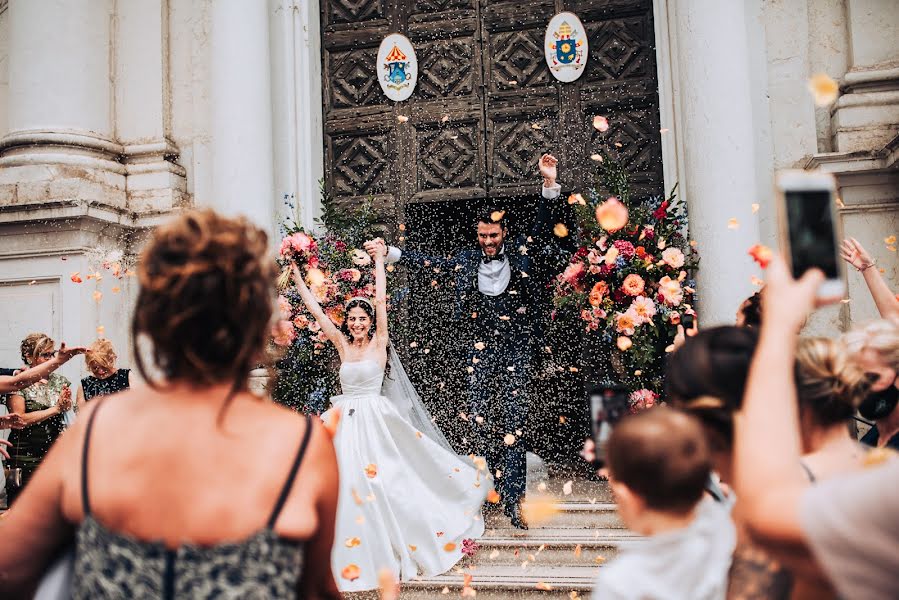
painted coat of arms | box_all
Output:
[377,34,417,102]
[545,12,589,83]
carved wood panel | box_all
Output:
[321,0,664,210]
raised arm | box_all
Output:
[0,344,86,395]
[734,256,834,574]
[372,242,389,341]
[290,264,346,354]
[841,237,899,320]
[365,238,461,273]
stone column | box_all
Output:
[0,0,125,208]
[831,0,899,152]
[210,0,276,235]
[270,0,325,231]
[670,0,763,326]
[115,0,187,213]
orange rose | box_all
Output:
[589,281,609,306]
[622,274,645,296]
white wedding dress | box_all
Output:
[327,357,487,592]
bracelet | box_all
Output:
[858,259,876,272]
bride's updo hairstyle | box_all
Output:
[340,298,376,340]
[132,209,278,392]
[796,337,872,426]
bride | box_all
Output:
[291,239,487,593]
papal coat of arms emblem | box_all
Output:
[377,34,417,102]
[545,12,589,83]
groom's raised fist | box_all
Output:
[539,154,558,186]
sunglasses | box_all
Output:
[39,351,57,359]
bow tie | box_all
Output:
[482,253,506,264]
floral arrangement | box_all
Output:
[270,188,387,413]
[551,135,698,403]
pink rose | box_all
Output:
[613,240,635,259]
[271,320,297,347]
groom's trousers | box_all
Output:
[467,340,529,508]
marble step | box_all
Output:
[484,502,624,530]
[399,564,600,599]
[464,528,643,567]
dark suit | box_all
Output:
[393,199,573,507]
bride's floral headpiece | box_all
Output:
[345,296,374,311]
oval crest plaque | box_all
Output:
[377,33,417,102]
[544,12,589,83]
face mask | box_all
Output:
[859,382,899,421]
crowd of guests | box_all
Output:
[0,208,896,599]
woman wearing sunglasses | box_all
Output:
[5,333,73,505]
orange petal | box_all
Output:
[378,568,399,600]
[503,433,516,445]
[345,537,361,548]
[592,115,609,132]
[808,73,839,106]
[93,291,103,302]
[748,244,773,268]
[595,197,628,232]
[553,223,569,238]
[487,489,501,504]
[536,582,553,591]
[521,495,560,525]
[885,235,896,245]
[341,564,361,581]
[70,272,83,283]
[443,542,457,552]
[491,210,506,222]
[364,463,378,478]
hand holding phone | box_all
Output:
[775,170,845,299]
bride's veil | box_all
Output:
[381,345,457,455]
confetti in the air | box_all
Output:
[396,115,409,123]
[751,203,760,214]
[727,218,740,229]
[808,73,839,106]
[562,480,573,495]
[491,210,505,222]
[364,464,378,479]
[536,582,553,591]
[70,272,83,283]
[553,223,569,237]
[345,537,361,548]
[503,433,516,445]
[443,542,457,552]
[590,153,603,162]
[592,115,610,132]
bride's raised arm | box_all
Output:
[373,244,389,344]
[290,264,346,355]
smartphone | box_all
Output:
[588,383,630,467]
[775,170,845,299]
[681,313,695,331]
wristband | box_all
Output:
[859,260,876,272]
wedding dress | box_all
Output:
[327,353,487,592]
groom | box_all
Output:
[365,154,572,528]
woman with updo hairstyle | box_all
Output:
[795,337,872,482]
[0,210,341,599]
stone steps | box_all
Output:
[397,471,628,599]
[400,565,600,599]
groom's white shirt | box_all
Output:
[385,184,562,298]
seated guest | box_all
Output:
[0,209,340,599]
[593,407,735,600]
[795,337,873,481]
[6,333,73,505]
[735,255,899,600]
[77,339,133,404]
[843,320,899,451]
